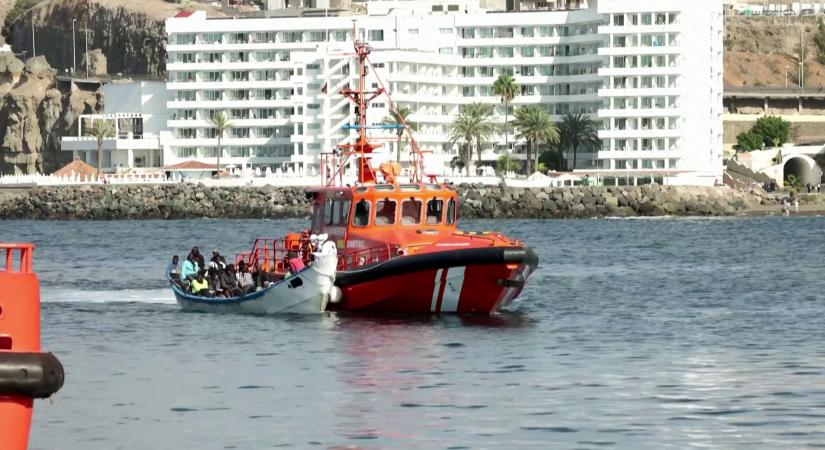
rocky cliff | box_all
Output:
[0,53,102,174]
[0,184,764,220]
[5,0,167,77]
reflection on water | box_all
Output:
[0,217,822,449]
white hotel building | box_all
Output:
[107,0,722,185]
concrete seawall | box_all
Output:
[0,184,765,220]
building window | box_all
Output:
[177,129,196,139]
[204,71,222,82]
[176,91,195,101]
[179,147,197,158]
[439,28,453,34]
[231,109,250,119]
[309,31,325,42]
[230,71,249,81]
[177,53,195,63]
[203,90,221,101]
[173,34,195,45]
[229,52,248,63]
[231,128,250,138]
[203,33,222,44]
[229,147,250,157]
[439,47,453,55]
[368,30,384,41]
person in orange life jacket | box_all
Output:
[287,251,305,274]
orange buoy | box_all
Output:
[0,243,64,450]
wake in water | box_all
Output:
[41,288,177,305]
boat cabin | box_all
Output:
[308,183,458,250]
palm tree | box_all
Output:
[208,112,232,177]
[513,106,559,174]
[493,74,518,159]
[384,106,417,164]
[466,103,496,172]
[559,113,601,171]
[449,103,496,176]
[85,119,115,180]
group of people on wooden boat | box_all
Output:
[164,234,337,299]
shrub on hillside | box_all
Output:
[736,131,764,152]
[752,116,790,148]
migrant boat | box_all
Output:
[225,36,539,315]
[171,253,339,314]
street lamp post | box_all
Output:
[84,27,89,79]
[786,65,790,88]
[72,19,77,74]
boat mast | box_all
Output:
[339,24,384,185]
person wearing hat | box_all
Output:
[318,233,337,256]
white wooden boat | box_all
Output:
[171,255,339,314]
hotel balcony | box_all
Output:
[598,66,681,77]
[597,46,681,57]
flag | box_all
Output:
[321,82,328,94]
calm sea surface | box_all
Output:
[1,217,824,449]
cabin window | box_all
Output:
[353,199,371,227]
[375,199,397,226]
[324,198,334,225]
[332,200,342,225]
[426,199,443,225]
[341,200,351,226]
[446,198,456,225]
[401,199,422,225]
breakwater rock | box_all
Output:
[458,184,761,218]
[0,185,312,220]
[0,184,763,220]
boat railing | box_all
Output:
[337,244,397,270]
[235,237,307,274]
[0,243,34,273]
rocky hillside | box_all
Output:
[0,52,101,174]
[725,15,825,88]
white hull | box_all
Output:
[172,255,338,315]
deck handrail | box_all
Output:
[0,243,34,274]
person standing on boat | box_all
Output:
[318,233,337,256]
[165,255,180,284]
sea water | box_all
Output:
[1,217,824,449]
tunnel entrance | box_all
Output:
[783,157,821,186]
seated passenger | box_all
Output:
[207,267,223,297]
[287,251,305,274]
[235,261,256,293]
[190,271,210,296]
[180,254,198,282]
[220,265,243,297]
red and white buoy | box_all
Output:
[0,243,64,450]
